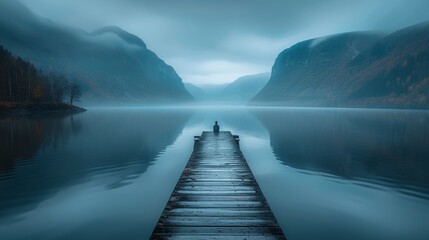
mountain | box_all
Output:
[221,73,270,102]
[0,0,192,103]
[198,83,229,101]
[253,22,429,109]
[183,83,228,102]
[184,73,269,103]
[184,83,205,100]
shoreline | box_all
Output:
[0,102,86,115]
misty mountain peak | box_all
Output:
[0,3,191,103]
[92,26,147,49]
[253,22,429,108]
[0,0,31,15]
[0,0,39,24]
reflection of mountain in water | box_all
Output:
[254,109,429,196]
[0,109,191,217]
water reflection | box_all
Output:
[0,108,191,219]
[0,114,82,175]
[1,107,428,240]
[253,108,429,198]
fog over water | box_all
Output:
[1,107,428,240]
[2,1,429,239]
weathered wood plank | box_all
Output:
[178,181,258,187]
[168,195,263,202]
[165,208,275,217]
[151,235,283,240]
[176,185,260,190]
[180,178,255,182]
[160,218,278,227]
[150,131,286,240]
[168,201,268,208]
[153,226,284,235]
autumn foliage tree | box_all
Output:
[0,45,82,105]
[33,84,43,103]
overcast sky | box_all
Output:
[20,0,429,85]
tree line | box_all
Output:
[0,45,81,104]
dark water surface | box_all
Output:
[1,107,428,240]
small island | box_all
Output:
[0,46,86,115]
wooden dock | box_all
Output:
[150,131,286,240]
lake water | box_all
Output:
[1,107,429,240]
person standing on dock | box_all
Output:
[213,121,220,134]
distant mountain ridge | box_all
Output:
[185,73,270,103]
[253,22,429,109]
[0,0,192,103]
[184,83,206,100]
[222,73,270,102]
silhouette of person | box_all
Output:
[213,121,220,134]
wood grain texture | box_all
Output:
[151,131,286,240]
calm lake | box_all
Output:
[1,107,429,240]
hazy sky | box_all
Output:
[20,0,429,85]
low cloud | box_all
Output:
[19,0,429,84]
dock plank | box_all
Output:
[150,131,285,239]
